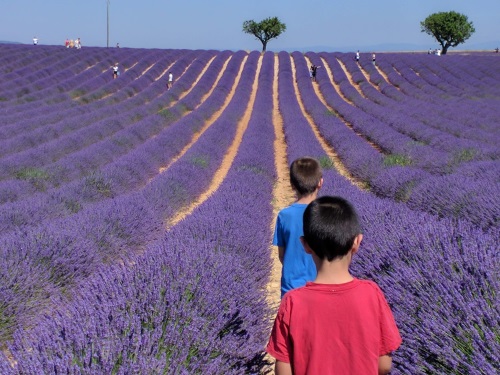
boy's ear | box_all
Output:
[300,236,314,254]
[317,177,324,190]
[351,234,363,255]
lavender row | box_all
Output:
[0,51,275,373]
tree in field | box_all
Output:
[242,17,286,52]
[420,11,475,55]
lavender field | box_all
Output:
[0,44,498,374]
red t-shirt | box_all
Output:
[266,279,402,375]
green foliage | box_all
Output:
[0,307,12,341]
[70,89,86,99]
[383,154,412,167]
[242,17,286,52]
[420,11,475,54]
[63,199,83,214]
[14,167,50,191]
[237,164,266,175]
[453,148,477,164]
[191,155,209,168]
[14,167,49,181]
[158,108,174,120]
[83,172,114,199]
[131,113,144,122]
[318,156,335,170]
[395,180,417,203]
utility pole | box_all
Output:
[106,0,110,47]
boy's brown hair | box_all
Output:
[289,157,322,196]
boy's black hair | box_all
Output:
[303,196,361,261]
[289,157,322,196]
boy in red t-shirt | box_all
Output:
[266,196,402,375]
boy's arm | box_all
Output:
[378,354,392,374]
[278,246,285,264]
[275,360,292,375]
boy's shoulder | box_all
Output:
[277,202,308,216]
[283,279,384,302]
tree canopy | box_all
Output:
[421,11,475,55]
[242,17,286,52]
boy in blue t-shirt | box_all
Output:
[273,157,323,297]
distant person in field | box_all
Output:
[495,47,499,53]
[428,48,432,55]
[112,63,119,79]
[309,65,314,80]
[311,64,320,82]
[372,53,376,65]
[167,71,173,89]
[273,157,323,298]
[267,196,402,375]
[69,39,74,48]
[75,38,81,49]
[33,36,38,45]
[116,42,120,48]
[65,38,70,48]
[355,50,360,63]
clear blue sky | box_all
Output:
[1,0,499,51]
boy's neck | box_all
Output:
[314,253,354,284]
[296,192,318,205]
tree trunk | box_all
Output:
[262,41,267,52]
[442,43,450,55]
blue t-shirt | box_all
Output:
[273,203,317,297]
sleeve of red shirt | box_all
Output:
[376,286,402,355]
[266,296,292,363]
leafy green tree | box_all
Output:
[421,11,475,55]
[242,17,286,52]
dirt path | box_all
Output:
[319,57,354,105]
[336,58,367,99]
[374,64,400,90]
[155,62,175,81]
[263,54,370,375]
[295,56,367,189]
[150,55,234,179]
[358,64,383,92]
[166,54,261,228]
[315,57,384,155]
[267,55,294,307]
